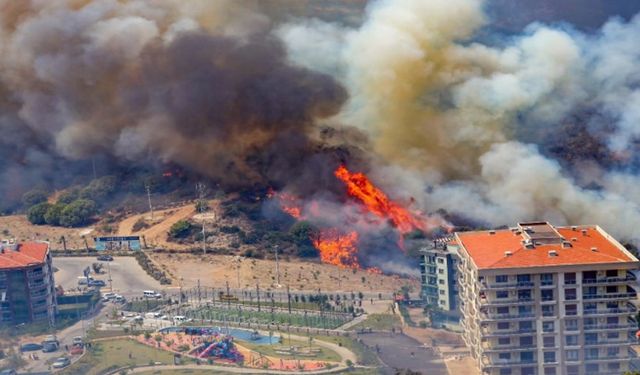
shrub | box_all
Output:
[21,189,48,207]
[195,199,209,213]
[44,203,66,226]
[132,218,149,233]
[80,175,117,201]
[60,199,97,227]
[169,220,192,238]
[27,202,51,225]
[57,188,80,204]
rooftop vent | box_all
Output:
[591,247,598,252]
[562,241,572,248]
[571,237,578,242]
[489,230,496,235]
[571,226,577,231]
[504,251,513,257]
[548,250,558,257]
[581,229,588,236]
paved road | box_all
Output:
[53,256,166,297]
[358,332,447,375]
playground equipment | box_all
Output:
[189,331,243,362]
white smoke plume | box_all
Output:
[278,0,640,241]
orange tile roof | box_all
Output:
[456,225,637,270]
[0,242,49,269]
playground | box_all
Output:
[136,327,342,372]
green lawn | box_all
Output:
[59,339,180,375]
[236,337,341,362]
[312,335,381,367]
[347,314,401,331]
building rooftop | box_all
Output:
[456,222,638,270]
[0,242,49,270]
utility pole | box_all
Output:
[107,262,113,292]
[196,182,208,255]
[256,283,261,312]
[145,183,154,220]
[274,245,280,287]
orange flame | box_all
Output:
[334,165,427,234]
[313,229,360,269]
[270,189,302,219]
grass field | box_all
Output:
[188,306,352,329]
[59,339,179,375]
[347,314,401,331]
[236,337,342,362]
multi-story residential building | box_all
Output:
[0,240,57,327]
[420,238,459,311]
[457,222,639,375]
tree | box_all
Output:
[289,221,319,258]
[80,176,117,202]
[169,220,192,238]
[27,202,51,225]
[44,203,66,226]
[59,199,97,227]
[21,189,48,207]
[58,188,80,204]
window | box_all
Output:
[439,300,445,305]
[585,286,597,295]
[607,347,619,357]
[518,305,532,314]
[439,290,445,295]
[498,337,510,346]
[517,274,531,283]
[519,321,533,331]
[520,352,534,362]
[583,271,597,281]
[565,304,577,316]
[543,351,556,363]
[607,331,619,339]
[565,319,578,331]
[606,316,618,325]
[585,348,598,359]
[607,362,620,371]
[606,301,618,309]
[540,273,553,285]
[499,369,512,375]
[585,364,599,373]
[437,258,444,264]
[521,366,535,375]
[497,306,509,314]
[541,289,554,301]
[606,285,617,294]
[544,368,556,375]
[438,279,445,285]
[497,322,509,330]
[584,333,597,344]
[520,336,533,347]
[564,272,576,284]
[498,352,511,360]
[496,275,508,283]
[496,290,508,299]
[543,336,555,348]
[518,290,531,301]
[567,365,579,375]
[606,269,618,278]
[542,305,554,317]
[565,335,578,346]
[584,317,595,326]
[565,288,576,300]
[566,350,579,361]
[543,321,554,332]
[583,302,597,312]
[438,269,444,274]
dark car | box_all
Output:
[88,279,106,287]
[42,342,59,353]
[97,255,113,261]
[0,369,17,375]
[20,343,43,352]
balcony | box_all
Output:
[584,338,637,347]
[583,292,637,301]
[584,307,637,316]
[583,274,636,285]
[27,271,44,279]
[480,312,535,321]
[480,281,535,290]
[480,297,535,306]
[480,328,536,337]
[584,323,637,331]
[584,355,630,362]
[481,358,536,368]
[482,343,537,352]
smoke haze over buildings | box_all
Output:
[2,0,640,247]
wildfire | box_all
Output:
[271,190,302,218]
[334,165,427,234]
[313,229,360,269]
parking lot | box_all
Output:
[53,256,168,298]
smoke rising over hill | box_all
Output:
[2,0,640,247]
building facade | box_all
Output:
[420,239,459,311]
[457,222,639,375]
[0,241,57,327]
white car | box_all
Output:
[173,315,187,324]
[114,295,126,303]
[72,336,83,346]
[52,357,70,369]
[102,292,116,301]
[124,312,136,318]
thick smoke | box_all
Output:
[0,0,348,210]
[278,0,640,242]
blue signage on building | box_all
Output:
[94,236,141,251]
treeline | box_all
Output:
[25,176,117,227]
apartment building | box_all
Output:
[420,238,459,311]
[457,222,639,375]
[0,241,57,327]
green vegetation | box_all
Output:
[289,221,319,257]
[21,189,48,207]
[134,251,172,285]
[60,339,178,375]
[237,337,341,362]
[312,334,381,367]
[59,199,97,227]
[27,202,50,224]
[347,314,400,331]
[44,202,65,225]
[169,220,193,238]
[190,306,351,329]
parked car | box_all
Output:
[52,357,71,369]
[96,254,113,261]
[42,342,58,353]
[114,295,126,303]
[143,290,162,299]
[72,336,83,346]
[77,276,94,286]
[173,315,188,324]
[102,292,116,301]
[0,369,17,375]
[132,315,144,323]
[20,343,43,352]
[88,279,106,287]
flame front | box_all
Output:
[313,229,360,269]
[334,165,426,233]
